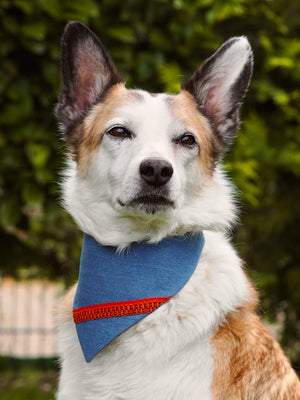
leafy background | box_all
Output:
[0,0,299,371]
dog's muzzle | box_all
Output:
[132,158,174,213]
[118,158,175,214]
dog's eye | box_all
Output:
[178,134,196,147]
[107,126,132,139]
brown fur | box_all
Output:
[170,90,217,175]
[73,83,138,175]
[211,285,300,399]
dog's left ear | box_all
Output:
[182,37,253,155]
[56,21,124,136]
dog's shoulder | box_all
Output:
[57,283,77,323]
[211,286,300,399]
[203,232,300,398]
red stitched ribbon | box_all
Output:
[73,296,171,324]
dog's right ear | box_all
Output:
[56,21,124,138]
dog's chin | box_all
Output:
[118,195,174,215]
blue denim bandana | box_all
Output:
[73,232,205,362]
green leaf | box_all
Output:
[26,143,51,168]
[107,27,136,44]
[66,0,99,19]
[22,182,45,206]
[21,22,47,41]
[267,57,294,70]
[159,63,181,93]
[15,0,35,14]
[38,0,62,18]
[0,197,21,227]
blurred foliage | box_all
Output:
[0,0,299,364]
[0,359,57,399]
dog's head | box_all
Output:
[56,22,253,247]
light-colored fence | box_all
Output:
[0,277,64,358]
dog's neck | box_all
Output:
[73,232,205,361]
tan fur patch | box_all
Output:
[170,90,216,176]
[76,83,139,176]
[211,285,300,399]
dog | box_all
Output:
[55,21,300,399]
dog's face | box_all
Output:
[78,87,213,216]
[57,22,253,246]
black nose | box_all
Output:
[139,158,173,186]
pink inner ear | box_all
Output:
[76,73,96,112]
[76,52,101,113]
[203,84,224,119]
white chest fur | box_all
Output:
[57,231,249,400]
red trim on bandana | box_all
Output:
[73,297,171,323]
